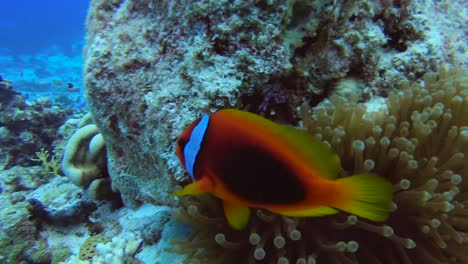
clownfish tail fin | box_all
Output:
[334,174,393,222]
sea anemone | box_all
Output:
[169,67,468,263]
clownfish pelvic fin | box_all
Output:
[222,200,251,230]
[173,177,213,196]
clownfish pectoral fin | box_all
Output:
[173,177,213,197]
[270,205,339,218]
[222,201,251,230]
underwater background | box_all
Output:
[0,0,467,263]
[0,0,88,103]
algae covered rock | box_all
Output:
[83,0,465,207]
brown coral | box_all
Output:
[79,234,107,261]
[169,68,468,263]
[61,115,120,202]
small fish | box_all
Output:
[174,109,392,229]
[66,83,80,92]
[53,79,63,86]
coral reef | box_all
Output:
[0,78,72,169]
[60,230,145,263]
[92,232,143,264]
[62,124,106,187]
[0,155,100,263]
[28,198,97,226]
[169,68,468,263]
[79,234,107,262]
[1,166,48,192]
[54,112,95,162]
[31,148,62,176]
[0,162,95,262]
[83,0,464,207]
[0,198,49,263]
[0,1,464,263]
[52,245,73,263]
[61,116,120,202]
[0,77,20,107]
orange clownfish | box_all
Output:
[174,109,392,229]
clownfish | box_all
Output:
[174,109,392,229]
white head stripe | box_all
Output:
[184,115,210,180]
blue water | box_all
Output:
[0,0,89,55]
[0,0,89,105]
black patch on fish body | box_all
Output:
[210,144,307,205]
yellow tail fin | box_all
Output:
[334,174,392,222]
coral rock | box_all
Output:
[83,0,463,207]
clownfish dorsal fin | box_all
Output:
[173,177,213,196]
[276,124,341,179]
[270,205,339,217]
[222,201,251,230]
